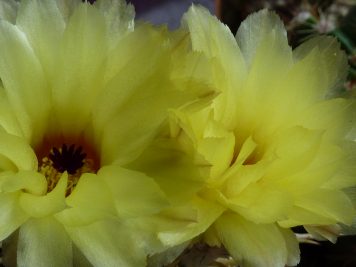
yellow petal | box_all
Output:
[51,3,108,135]
[1,171,46,195]
[280,228,300,266]
[279,205,337,227]
[96,29,212,165]
[293,36,348,96]
[183,5,246,127]
[66,220,147,267]
[226,183,292,223]
[17,217,73,267]
[157,197,224,246]
[128,139,205,204]
[215,213,290,267]
[94,0,134,48]
[99,165,168,218]
[0,192,28,240]
[17,0,65,79]
[236,9,291,69]
[304,225,341,243]
[57,173,117,226]
[295,189,354,225]
[19,172,67,218]
[0,20,50,142]
[0,131,37,171]
[0,90,24,137]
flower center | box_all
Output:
[36,137,100,196]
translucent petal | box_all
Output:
[94,0,134,48]
[66,220,147,267]
[95,25,212,165]
[298,98,353,137]
[182,5,246,127]
[236,9,291,69]
[0,20,50,143]
[233,10,293,134]
[215,213,289,267]
[19,173,67,218]
[54,0,80,22]
[0,90,24,137]
[0,192,28,240]
[17,217,73,267]
[295,189,354,225]
[280,228,300,266]
[293,36,348,96]
[51,4,108,134]
[99,165,168,218]
[279,205,337,227]
[17,0,65,80]
[57,173,117,226]
[304,225,341,243]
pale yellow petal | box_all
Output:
[99,165,168,218]
[0,20,50,143]
[295,189,354,225]
[56,173,117,226]
[199,135,235,179]
[17,0,66,82]
[215,213,289,267]
[0,131,37,171]
[226,183,292,223]
[1,171,46,195]
[0,192,28,240]
[304,225,341,243]
[279,206,337,227]
[19,173,67,218]
[183,5,246,127]
[236,9,291,69]
[51,3,108,135]
[94,0,134,48]
[66,220,147,267]
[128,139,205,204]
[263,126,323,183]
[17,217,73,267]
[157,197,224,246]
[293,36,348,96]
[0,90,24,137]
[95,25,213,165]
[280,228,300,266]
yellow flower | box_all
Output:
[0,1,212,266]
[134,6,356,267]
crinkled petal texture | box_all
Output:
[0,1,214,267]
[144,5,356,267]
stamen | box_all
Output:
[38,143,97,196]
